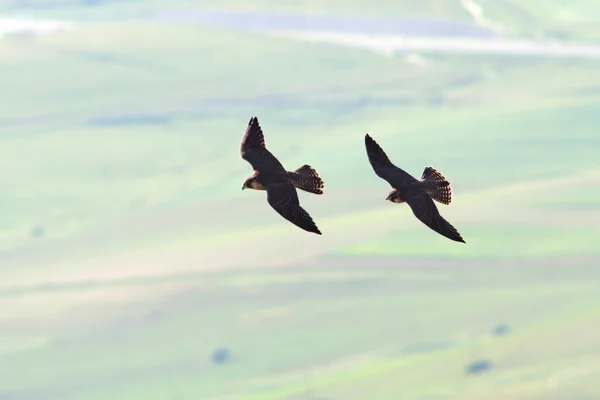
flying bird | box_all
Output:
[364,133,465,243]
[240,117,324,235]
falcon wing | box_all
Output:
[406,192,465,243]
[266,181,322,235]
[364,134,417,187]
[240,117,285,172]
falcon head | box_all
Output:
[242,176,265,191]
[385,189,404,203]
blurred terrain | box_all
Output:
[1,1,599,399]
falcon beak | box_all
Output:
[242,185,245,190]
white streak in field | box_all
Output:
[0,17,73,39]
[460,0,505,34]
[271,30,600,59]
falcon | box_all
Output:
[240,117,324,235]
[364,133,465,243]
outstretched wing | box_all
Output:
[266,181,322,235]
[240,117,285,172]
[364,134,417,186]
[406,192,465,243]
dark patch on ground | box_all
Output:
[466,359,493,374]
[492,324,511,336]
[211,348,232,365]
[30,225,45,239]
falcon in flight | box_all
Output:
[240,117,324,235]
[364,133,465,243]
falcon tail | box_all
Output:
[421,166,452,205]
[289,165,324,195]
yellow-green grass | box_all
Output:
[1,263,599,399]
[1,5,600,400]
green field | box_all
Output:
[1,1,600,399]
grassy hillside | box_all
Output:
[1,1,599,399]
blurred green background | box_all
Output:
[1,1,599,399]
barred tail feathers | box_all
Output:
[290,164,324,195]
[421,166,452,205]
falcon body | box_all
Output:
[240,117,324,235]
[364,133,465,243]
